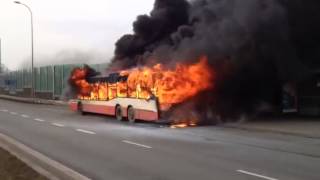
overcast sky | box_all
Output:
[0,0,153,70]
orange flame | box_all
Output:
[170,122,198,128]
[70,68,92,96]
[70,56,214,110]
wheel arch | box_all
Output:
[127,105,136,123]
[115,104,124,121]
[77,101,86,115]
[77,101,82,110]
[115,104,121,109]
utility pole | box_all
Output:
[0,38,2,73]
[14,1,34,98]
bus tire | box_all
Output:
[77,102,86,115]
[115,105,123,121]
[127,106,135,123]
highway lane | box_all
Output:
[0,99,319,180]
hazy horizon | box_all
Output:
[0,0,153,70]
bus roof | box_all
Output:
[87,73,128,84]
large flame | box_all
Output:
[70,56,214,110]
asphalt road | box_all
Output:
[0,99,319,180]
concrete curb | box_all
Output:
[0,133,91,180]
[0,95,68,106]
[222,124,320,139]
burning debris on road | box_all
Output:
[69,0,320,125]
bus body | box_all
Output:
[69,73,160,122]
[69,98,159,121]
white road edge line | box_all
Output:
[34,118,45,122]
[76,129,96,135]
[122,140,152,149]
[237,170,278,180]
[0,132,91,180]
[21,114,30,118]
[51,123,65,127]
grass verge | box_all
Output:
[0,147,47,180]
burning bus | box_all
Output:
[68,57,213,123]
[69,73,160,122]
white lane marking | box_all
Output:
[76,129,96,135]
[51,123,65,127]
[122,140,152,149]
[34,118,45,122]
[21,114,30,118]
[10,112,17,115]
[0,109,8,112]
[237,170,278,180]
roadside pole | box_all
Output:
[0,38,2,73]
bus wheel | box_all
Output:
[115,105,123,121]
[127,106,135,123]
[77,102,86,115]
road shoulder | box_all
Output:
[0,132,91,180]
[222,119,320,139]
[0,94,67,106]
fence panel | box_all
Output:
[47,66,53,92]
[62,65,75,90]
[40,67,48,91]
[54,65,63,96]
[99,63,109,72]
[35,68,41,91]
[22,69,31,88]
[16,71,22,90]
[1,62,109,98]
[22,70,27,88]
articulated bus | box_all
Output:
[69,73,160,123]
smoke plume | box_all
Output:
[19,49,108,69]
[110,0,319,121]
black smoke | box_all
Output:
[111,0,320,120]
[113,0,190,68]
